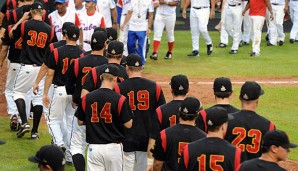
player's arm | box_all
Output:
[242,2,250,15]
[178,147,188,171]
[265,0,274,20]
[77,95,87,125]
[182,0,190,19]
[153,159,163,171]
[111,2,118,30]
[210,0,216,19]
[42,68,55,108]
[9,12,30,38]
[65,59,77,95]
[147,11,154,36]
[0,45,8,67]
[151,131,166,171]
[120,10,132,30]
[33,63,49,94]
[119,96,133,128]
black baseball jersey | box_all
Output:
[114,77,166,152]
[224,110,275,161]
[66,54,108,104]
[13,19,54,66]
[152,124,206,171]
[196,104,240,133]
[82,62,127,92]
[77,88,133,144]
[1,0,17,14]
[2,25,22,63]
[45,45,84,86]
[43,40,66,61]
[151,100,183,139]
[239,158,286,171]
[179,137,242,171]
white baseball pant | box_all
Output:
[268,5,286,44]
[220,1,229,45]
[190,7,212,51]
[119,15,129,56]
[70,116,88,156]
[123,151,148,171]
[242,1,252,43]
[289,1,298,39]
[153,13,176,42]
[250,15,265,54]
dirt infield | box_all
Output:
[1,61,298,170]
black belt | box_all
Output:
[84,41,90,44]
[193,6,209,10]
[21,63,38,67]
[271,3,281,5]
[228,3,242,6]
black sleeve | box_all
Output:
[82,69,95,92]
[45,49,57,70]
[152,131,166,161]
[12,23,21,39]
[156,85,166,107]
[66,59,77,95]
[119,96,133,124]
[1,3,7,14]
[1,26,9,45]
[178,148,188,171]
[77,95,86,122]
[150,109,161,139]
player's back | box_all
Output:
[225,110,275,161]
[239,158,286,171]
[153,124,206,171]
[180,137,241,171]
[20,19,54,66]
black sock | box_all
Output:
[31,105,43,133]
[72,154,85,171]
[15,99,27,124]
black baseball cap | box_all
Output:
[102,64,119,77]
[206,107,232,127]
[107,41,124,56]
[240,81,264,100]
[28,145,66,170]
[94,27,107,34]
[62,22,74,36]
[213,77,232,92]
[66,25,80,40]
[170,74,189,92]
[126,54,143,67]
[262,130,297,149]
[107,28,118,42]
[30,2,44,10]
[91,31,107,47]
[179,97,202,116]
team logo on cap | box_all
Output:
[109,36,113,40]
[73,34,77,38]
[135,61,140,67]
[243,94,248,100]
[179,85,184,90]
[183,107,188,114]
[220,86,226,92]
[111,49,116,54]
[105,68,110,73]
[93,38,97,43]
[207,120,213,126]
[38,5,42,9]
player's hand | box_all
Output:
[210,11,215,19]
[21,12,30,21]
[0,27,5,39]
[147,28,151,36]
[42,95,50,108]
[112,23,119,30]
[120,24,125,31]
[33,84,39,95]
[242,10,246,16]
[71,101,78,109]
[182,10,187,19]
[270,12,274,21]
[284,6,289,14]
[147,165,153,171]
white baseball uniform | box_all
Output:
[219,1,229,45]
[48,8,81,41]
[289,0,298,40]
[242,0,252,43]
[225,0,243,51]
[96,0,116,28]
[189,0,213,52]
[78,11,106,51]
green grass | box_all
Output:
[0,30,298,170]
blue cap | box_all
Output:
[85,0,97,3]
[55,0,67,4]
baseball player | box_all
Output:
[42,25,84,164]
[0,0,17,26]
[242,0,273,56]
[266,0,288,46]
[224,0,243,54]
[65,31,109,171]
[179,107,242,170]
[196,77,239,133]
[10,2,54,138]
[151,97,206,171]
[217,0,230,48]
[114,54,166,171]
[289,0,298,43]
[182,0,215,56]
[120,0,154,65]
[48,0,83,44]
[79,0,106,52]
[96,0,118,29]
[225,81,276,161]
[149,0,180,60]
[77,64,133,171]
[68,0,86,15]
[242,0,251,45]
[239,130,297,171]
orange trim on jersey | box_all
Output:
[156,107,162,125]
[75,14,81,28]
[269,121,275,131]
[12,0,17,9]
[21,21,26,38]
[6,11,10,22]
[118,96,126,115]
[234,147,242,171]
[80,53,84,57]
[44,0,48,3]
[8,25,13,33]
[12,10,17,23]
[114,84,120,94]
[160,130,167,152]
[156,84,161,102]
[53,48,59,65]
[82,95,86,112]
[7,0,11,6]
[91,68,97,89]
[100,17,106,28]
[183,145,190,169]
[42,9,46,21]
[50,27,55,42]
[49,43,54,52]
[236,163,242,171]
[200,109,208,133]
[74,59,79,78]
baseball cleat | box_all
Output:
[242,41,249,45]
[207,44,213,55]
[267,42,274,46]
[16,123,30,138]
[250,52,260,57]
[10,114,18,131]
[217,43,227,48]
[290,39,294,43]
[279,41,284,46]
[31,132,39,140]
[239,41,243,47]
[265,34,269,41]
[164,52,172,59]
[187,50,199,56]
[150,52,158,60]
[229,50,238,54]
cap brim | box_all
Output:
[284,143,298,148]
[260,89,265,96]
[28,156,41,164]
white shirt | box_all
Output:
[227,0,243,5]
[270,0,286,5]
[69,2,86,16]
[190,0,210,8]
[156,0,179,16]
[117,0,132,15]
[128,0,154,31]
[96,0,116,28]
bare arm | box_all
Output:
[42,69,55,108]
[0,45,8,67]
[120,10,132,30]
[111,8,118,30]
[33,63,48,94]
[153,159,164,171]
[242,2,250,15]
[78,119,84,125]
[123,119,133,128]
[147,138,155,159]
[210,0,216,19]
[79,28,83,47]
[81,89,89,97]
[265,0,274,20]
[147,12,154,36]
[284,0,289,13]
[182,0,191,19]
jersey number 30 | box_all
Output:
[27,30,48,48]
